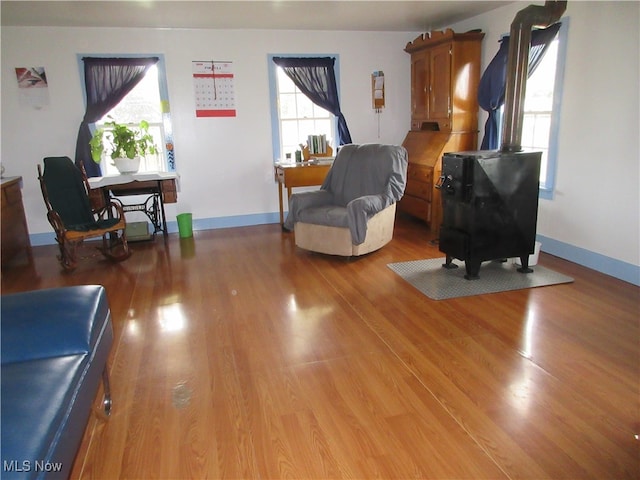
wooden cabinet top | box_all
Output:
[404,28,484,53]
[1,176,23,188]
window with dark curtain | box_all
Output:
[477,23,562,150]
[75,57,158,177]
[272,56,352,146]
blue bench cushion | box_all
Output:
[1,286,111,364]
[1,285,113,480]
[2,357,87,475]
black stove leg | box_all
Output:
[464,260,481,280]
[442,255,459,269]
[517,255,534,274]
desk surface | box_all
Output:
[88,171,178,189]
[275,160,334,169]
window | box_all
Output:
[268,55,338,162]
[80,55,174,175]
[499,20,568,199]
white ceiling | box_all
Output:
[1,1,513,31]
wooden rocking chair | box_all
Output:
[38,156,131,271]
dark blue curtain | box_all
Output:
[478,23,562,150]
[272,57,352,146]
[75,57,159,177]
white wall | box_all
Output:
[450,1,640,270]
[1,26,414,236]
[3,2,639,281]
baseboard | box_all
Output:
[537,234,639,286]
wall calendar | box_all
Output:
[192,61,236,117]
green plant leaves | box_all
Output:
[89,116,158,163]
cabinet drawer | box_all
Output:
[276,164,330,188]
[407,163,433,183]
[399,195,431,223]
[161,180,177,203]
[405,180,431,201]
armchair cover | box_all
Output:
[284,144,408,255]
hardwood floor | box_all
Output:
[2,215,638,479]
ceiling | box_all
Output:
[1,1,513,32]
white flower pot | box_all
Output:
[113,157,140,174]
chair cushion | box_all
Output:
[297,205,349,228]
[67,217,121,232]
[294,203,397,256]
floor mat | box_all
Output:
[387,258,574,300]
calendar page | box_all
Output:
[192,61,236,117]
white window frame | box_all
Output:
[267,54,339,162]
[497,19,569,200]
[77,53,175,174]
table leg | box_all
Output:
[158,181,168,237]
[286,187,293,203]
[278,182,284,225]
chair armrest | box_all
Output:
[347,194,393,245]
[94,198,126,222]
[347,194,387,216]
[47,210,67,235]
[283,190,334,231]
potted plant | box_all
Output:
[89,117,159,174]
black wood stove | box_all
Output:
[436,0,566,280]
[437,150,541,279]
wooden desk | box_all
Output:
[1,176,32,268]
[88,172,178,237]
[275,163,331,225]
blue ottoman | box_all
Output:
[1,285,113,479]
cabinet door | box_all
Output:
[411,51,429,122]
[429,43,452,127]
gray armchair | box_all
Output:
[284,143,408,256]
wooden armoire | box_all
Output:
[399,29,484,234]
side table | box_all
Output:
[88,172,178,237]
[275,163,331,225]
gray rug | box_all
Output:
[387,258,574,300]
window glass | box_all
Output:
[521,37,558,188]
[498,20,568,199]
[82,56,174,175]
[269,56,337,162]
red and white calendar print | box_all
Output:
[192,61,236,118]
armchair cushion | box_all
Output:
[284,144,408,245]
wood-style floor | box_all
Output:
[2,215,639,479]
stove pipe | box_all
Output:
[501,0,567,153]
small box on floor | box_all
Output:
[126,221,151,242]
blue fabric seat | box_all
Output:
[1,286,113,480]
